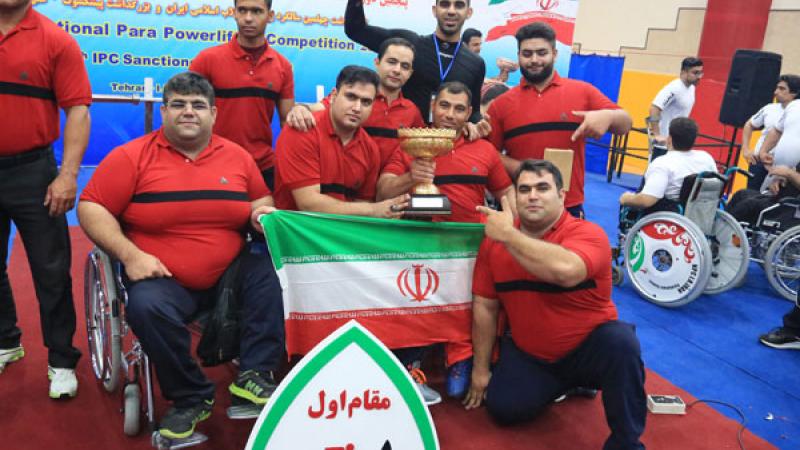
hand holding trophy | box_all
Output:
[397,127,457,217]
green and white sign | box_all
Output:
[245,321,439,450]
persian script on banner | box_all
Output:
[260,211,485,356]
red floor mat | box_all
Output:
[0,228,776,450]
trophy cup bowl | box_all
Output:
[397,128,457,216]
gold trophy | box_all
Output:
[397,128,457,216]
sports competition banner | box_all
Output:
[259,211,485,356]
[33,0,579,164]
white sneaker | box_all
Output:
[408,361,442,406]
[48,366,78,399]
[0,346,24,373]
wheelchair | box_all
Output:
[85,247,240,449]
[612,169,750,307]
[740,196,800,301]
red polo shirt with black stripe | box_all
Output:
[80,131,269,290]
[472,211,618,361]
[274,109,381,210]
[487,72,619,208]
[382,136,511,223]
[322,91,425,168]
[190,35,294,170]
[0,6,92,155]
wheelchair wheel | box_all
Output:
[623,212,712,307]
[704,211,749,294]
[84,248,122,392]
[764,225,800,301]
[123,383,141,436]
[611,265,624,286]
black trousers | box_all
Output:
[486,321,647,450]
[261,167,275,192]
[0,149,80,368]
[567,204,585,219]
[726,188,776,224]
[746,163,768,192]
[783,291,800,335]
[125,250,285,408]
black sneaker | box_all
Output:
[759,327,800,350]
[554,386,599,403]
[158,399,213,439]
[229,370,277,405]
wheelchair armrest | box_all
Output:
[697,171,726,182]
[777,197,800,208]
[724,167,753,179]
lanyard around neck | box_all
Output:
[433,35,461,82]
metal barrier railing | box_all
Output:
[597,126,741,184]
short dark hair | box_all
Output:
[163,72,215,106]
[780,74,800,95]
[514,159,564,191]
[335,65,380,91]
[515,22,556,50]
[377,37,416,60]
[461,28,482,44]
[481,83,509,106]
[668,117,698,150]
[234,0,272,8]
[435,81,472,105]
[435,0,470,5]
[681,57,703,72]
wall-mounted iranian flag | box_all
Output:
[260,211,484,356]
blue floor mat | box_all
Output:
[586,171,799,449]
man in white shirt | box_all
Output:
[758,97,800,191]
[742,75,800,189]
[620,117,717,211]
[648,57,704,145]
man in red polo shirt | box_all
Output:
[377,80,512,401]
[0,0,90,399]
[464,160,646,450]
[274,65,408,216]
[286,37,425,169]
[189,0,294,190]
[79,72,285,441]
[487,22,632,218]
[378,81,512,222]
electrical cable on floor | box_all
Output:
[687,399,748,450]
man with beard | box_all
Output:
[740,75,800,190]
[0,0,90,398]
[344,0,489,139]
[486,22,631,218]
[648,57,703,145]
[464,160,646,450]
[190,0,294,190]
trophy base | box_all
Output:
[404,194,452,217]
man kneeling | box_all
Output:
[78,72,284,440]
[465,160,646,450]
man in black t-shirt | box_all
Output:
[345,0,489,139]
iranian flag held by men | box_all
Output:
[259,211,485,356]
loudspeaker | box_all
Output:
[719,49,782,127]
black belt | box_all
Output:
[0,146,51,169]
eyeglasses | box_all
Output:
[166,100,211,112]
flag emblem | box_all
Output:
[397,265,440,302]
